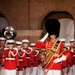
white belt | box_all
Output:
[6,58,15,60]
[26,57,31,59]
[19,59,23,61]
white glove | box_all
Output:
[53,55,66,63]
[40,33,49,42]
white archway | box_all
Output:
[58,18,74,43]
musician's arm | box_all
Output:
[36,41,46,48]
[35,33,49,49]
[40,33,48,42]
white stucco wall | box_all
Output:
[58,18,74,43]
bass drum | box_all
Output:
[2,26,17,39]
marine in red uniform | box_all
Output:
[0,37,6,64]
[0,37,6,75]
[35,19,68,75]
[72,47,75,75]
[30,43,40,75]
[58,39,72,75]
[69,39,75,75]
[59,38,67,75]
[16,41,27,75]
[2,40,19,75]
[22,39,34,75]
[62,43,72,75]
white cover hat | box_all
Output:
[70,39,74,42]
[30,43,35,46]
[0,37,6,41]
[65,43,70,46]
[59,38,66,42]
[22,39,29,43]
[6,39,15,44]
[16,41,22,45]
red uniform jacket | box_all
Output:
[3,48,19,70]
[70,46,75,65]
[17,49,27,71]
[33,50,40,67]
[36,40,68,70]
[25,47,34,68]
[62,49,72,68]
[72,51,75,65]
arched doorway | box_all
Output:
[41,11,74,43]
[0,13,9,36]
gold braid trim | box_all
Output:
[45,40,61,67]
[46,40,57,63]
[46,41,57,58]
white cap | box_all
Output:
[6,39,15,44]
[70,39,74,42]
[16,41,22,45]
[30,43,35,47]
[59,38,66,42]
[65,43,70,46]
[22,39,29,43]
[0,37,6,41]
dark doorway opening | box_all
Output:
[0,13,9,36]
